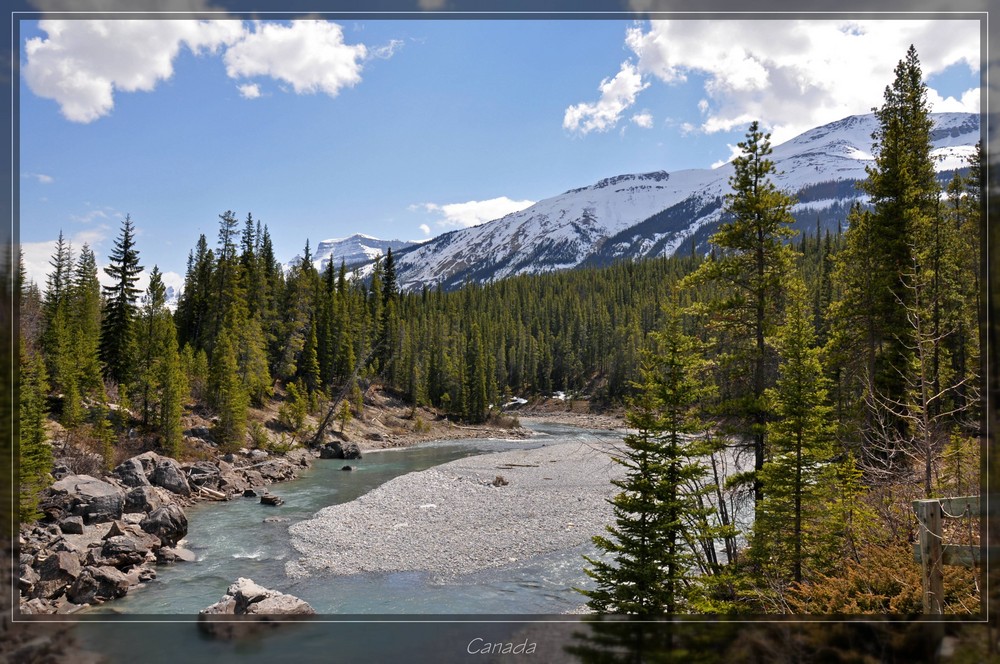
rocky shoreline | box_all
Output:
[17,445,316,615]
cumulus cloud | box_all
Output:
[24,19,381,121]
[238,83,261,99]
[563,61,648,135]
[631,111,654,128]
[418,196,536,229]
[223,20,367,98]
[567,19,979,144]
[24,19,245,123]
[419,223,431,235]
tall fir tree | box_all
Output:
[581,299,713,615]
[830,45,940,447]
[683,121,795,504]
[100,214,143,387]
[19,341,53,522]
[753,276,839,589]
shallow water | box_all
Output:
[82,422,622,617]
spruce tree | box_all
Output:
[209,327,249,452]
[100,214,144,386]
[19,342,53,522]
[753,276,838,587]
[683,121,795,504]
[581,299,712,615]
[830,45,939,444]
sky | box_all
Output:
[18,17,981,294]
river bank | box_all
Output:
[287,433,626,580]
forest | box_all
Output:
[15,45,983,615]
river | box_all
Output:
[82,421,621,617]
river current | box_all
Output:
[83,421,620,616]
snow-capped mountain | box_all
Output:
[387,112,978,291]
[288,234,418,273]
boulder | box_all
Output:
[185,425,214,442]
[341,465,354,472]
[47,475,125,524]
[19,562,40,594]
[58,516,85,535]
[199,577,315,616]
[321,441,362,460]
[149,458,191,496]
[242,488,258,498]
[139,504,188,547]
[249,449,268,461]
[113,458,151,488]
[67,566,130,604]
[100,535,153,569]
[34,552,81,599]
[124,485,164,514]
[259,493,283,507]
[184,461,222,490]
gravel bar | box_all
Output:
[286,439,626,579]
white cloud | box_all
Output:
[223,21,367,98]
[22,172,54,184]
[619,19,980,146]
[711,144,742,169]
[631,111,654,128]
[563,61,649,135]
[567,20,979,147]
[20,225,112,291]
[24,19,245,123]
[419,223,431,235]
[927,86,980,113]
[238,83,261,99]
[418,196,536,229]
[371,39,404,60]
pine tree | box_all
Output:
[683,121,796,504]
[581,299,713,615]
[753,276,838,588]
[19,342,53,522]
[70,245,104,399]
[830,45,940,444]
[210,327,249,452]
[100,214,144,386]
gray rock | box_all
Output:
[124,485,164,513]
[184,461,222,489]
[19,563,40,594]
[100,535,152,568]
[67,565,130,604]
[321,441,362,460]
[139,504,188,547]
[114,458,151,488]
[199,577,315,616]
[150,458,191,496]
[58,516,85,534]
[185,425,214,441]
[249,449,268,461]
[35,551,81,599]
[260,493,283,506]
[47,475,125,524]
[341,465,354,472]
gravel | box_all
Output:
[286,439,626,580]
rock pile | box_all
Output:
[198,577,315,640]
[19,446,316,614]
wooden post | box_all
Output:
[913,499,945,614]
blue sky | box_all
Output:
[18,18,980,293]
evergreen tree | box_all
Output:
[209,327,249,452]
[683,121,795,504]
[69,245,104,399]
[830,45,939,444]
[19,342,53,522]
[753,276,838,587]
[581,299,712,615]
[100,214,143,386]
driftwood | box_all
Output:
[196,485,227,500]
[311,342,384,447]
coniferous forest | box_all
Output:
[14,45,985,616]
